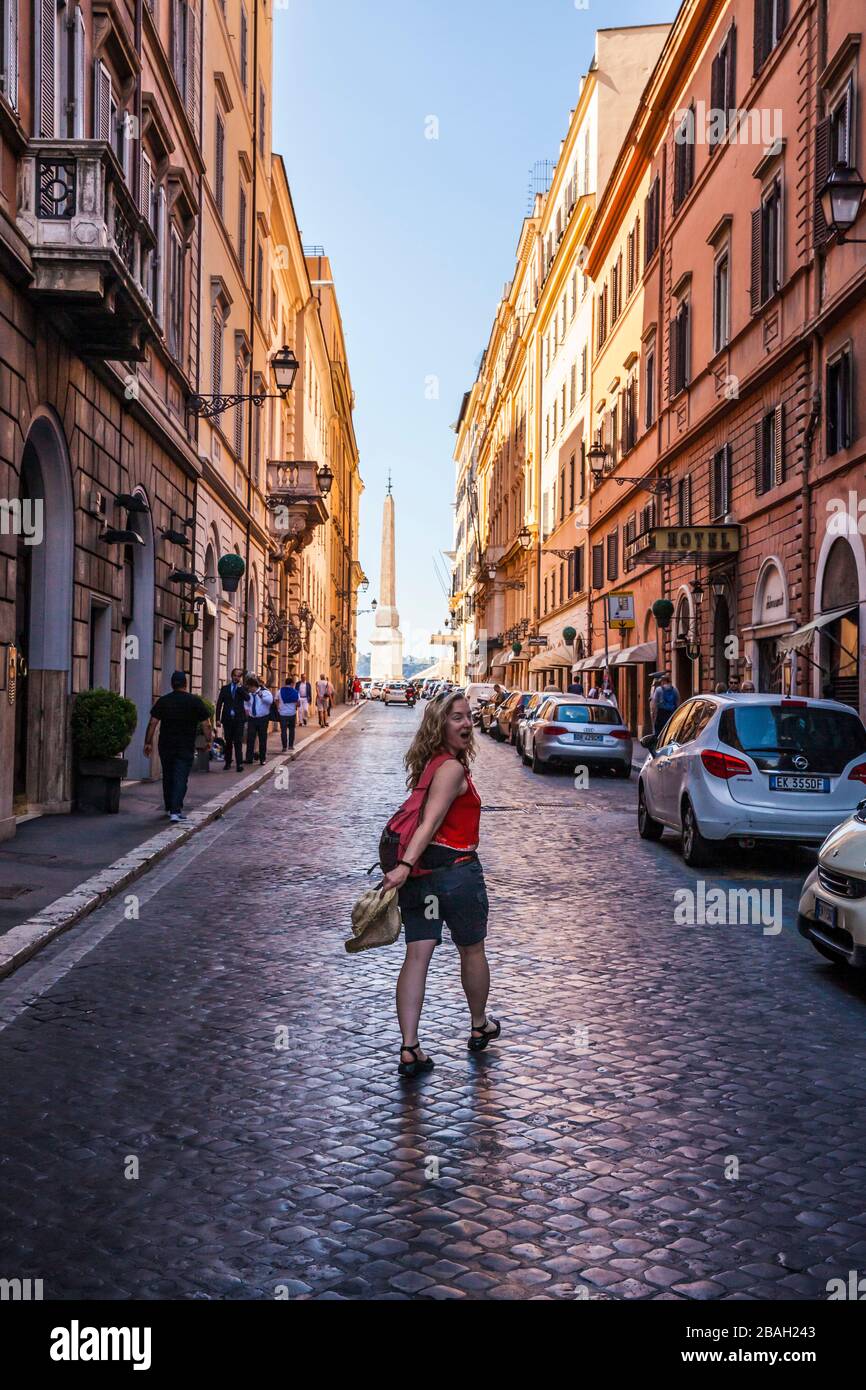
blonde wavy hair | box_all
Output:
[404,690,476,788]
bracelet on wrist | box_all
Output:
[398,859,414,870]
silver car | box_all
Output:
[638,694,866,867]
[523,697,633,776]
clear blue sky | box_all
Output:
[273,0,676,663]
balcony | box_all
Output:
[17,140,157,360]
[266,461,330,555]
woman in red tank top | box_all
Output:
[381,690,500,1077]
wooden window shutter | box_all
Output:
[38,0,56,137]
[185,2,197,124]
[94,61,111,140]
[773,403,784,485]
[4,0,19,111]
[749,208,762,312]
[842,351,853,448]
[633,214,640,281]
[778,0,788,35]
[753,0,766,75]
[754,420,765,494]
[710,54,722,145]
[814,117,832,250]
[726,25,737,116]
[212,310,223,401]
[215,115,225,213]
[710,449,718,519]
[234,361,244,457]
[591,543,604,590]
[139,152,152,219]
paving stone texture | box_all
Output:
[1,703,865,1300]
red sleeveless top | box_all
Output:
[428,754,481,851]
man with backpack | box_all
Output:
[651,673,680,735]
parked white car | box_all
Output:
[383,681,410,705]
[523,696,633,776]
[369,681,384,700]
[638,693,866,867]
[798,806,866,967]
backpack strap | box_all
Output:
[417,752,454,790]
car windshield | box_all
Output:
[719,703,866,773]
[554,703,622,725]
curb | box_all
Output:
[0,704,362,981]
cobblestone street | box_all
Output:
[3,702,866,1301]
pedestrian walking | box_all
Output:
[215,667,247,771]
[297,674,312,726]
[315,673,333,727]
[274,677,300,751]
[352,675,362,706]
[651,673,680,734]
[381,689,498,1078]
[587,684,600,700]
[727,673,742,695]
[244,676,273,764]
[143,671,212,823]
[741,679,755,693]
[567,678,584,695]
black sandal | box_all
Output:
[468,1017,501,1052]
[398,1043,435,1077]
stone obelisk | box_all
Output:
[369,476,404,681]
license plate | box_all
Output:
[768,774,830,793]
[814,898,838,929]
[574,731,604,743]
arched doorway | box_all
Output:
[121,496,155,779]
[673,595,695,698]
[246,574,258,675]
[820,538,860,710]
[202,543,219,700]
[15,411,74,814]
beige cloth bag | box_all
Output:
[345,885,402,954]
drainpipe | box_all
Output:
[242,0,260,668]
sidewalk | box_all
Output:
[0,706,357,948]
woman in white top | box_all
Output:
[315,674,333,728]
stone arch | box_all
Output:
[246,571,258,674]
[813,522,866,706]
[201,538,220,701]
[14,407,75,813]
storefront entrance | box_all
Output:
[820,539,860,712]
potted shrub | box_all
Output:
[194,698,216,772]
[72,689,138,814]
[218,553,246,593]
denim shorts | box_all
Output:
[398,847,489,947]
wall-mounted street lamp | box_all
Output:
[517,525,533,551]
[188,345,300,419]
[588,439,672,496]
[317,463,334,496]
[819,165,866,243]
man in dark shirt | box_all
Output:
[144,671,212,822]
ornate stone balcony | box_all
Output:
[266,461,329,555]
[17,140,157,360]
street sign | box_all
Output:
[625,524,741,566]
[606,592,635,628]
[527,636,549,647]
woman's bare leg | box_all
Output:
[396,940,437,1060]
[457,941,490,1027]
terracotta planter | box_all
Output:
[75,757,129,814]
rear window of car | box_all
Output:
[554,703,621,725]
[719,703,866,773]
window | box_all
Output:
[233,357,246,459]
[258,82,265,156]
[830,79,854,167]
[609,399,619,463]
[645,177,660,262]
[591,543,604,590]
[171,0,189,103]
[751,176,782,310]
[238,184,247,275]
[211,307,224,424]
[154,185,166,321]
[94,60,112,140]
[673,108,696,210]
[573,544,585,593]
[583,129,590,194]
[568,454,575,510]
[88,599,111,690]
[670,299,690,396]
[710,25,737,147]
[644,337,656,427]
[570,271,578,320]
[559,466,565,523]
[240,4,248,90]
[611,252,622,322]
[597,284,608,350]
[753,0,788,75]
[623,373,638,452]
[580,344,588,396]
[827,349,853,455]
[255,240,264,317]
[713,249,730,352]
[569,362,576,414]
[607,529,619,583]
[543,575,549,614]
[0,0,18,110]
[711,444,733,519]
[579,440,587,500]
[677,475,692,526]
[755,404,784,494]
[168,227,184,360]
[215,112,225,216]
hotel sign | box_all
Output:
[625,524,741,565]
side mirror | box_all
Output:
[640,733,658,755]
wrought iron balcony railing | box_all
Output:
[265,461,329,553]
[17,139,157,360]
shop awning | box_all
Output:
[573,645,621,673]
[528,644,574,673]
[777,607,856,654]
[611,641,658,667]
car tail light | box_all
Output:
[848,763,866,783]
[610,728,630,739]
[781,699,808,708]
[701,749,752,780]
[538,723,568,736]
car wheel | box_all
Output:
[681,798,712,867]
[638,784,664,841]
[531,745,546,775]
[613,763,632,780]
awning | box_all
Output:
[611,641,658,667]
[573,645,621,673]
[777,607,856,654]
[527,644,573,673]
